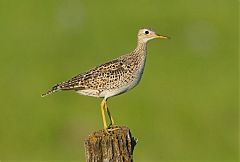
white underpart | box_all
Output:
[76,89,100,97]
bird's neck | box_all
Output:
[133,41,147,56]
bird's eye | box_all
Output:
[144,30,149,34]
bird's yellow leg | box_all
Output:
[103,99,120,132]
[101,99,119,133]
[100,99,107,131]
[104,100,115,126]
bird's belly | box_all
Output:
[99,86,129,99]
[99,72,144,99]
[76,89,100,97]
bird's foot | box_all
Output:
[103,125,120,134]
[109,124,120,131]
[103,128,110,135]
[108,127,120,132]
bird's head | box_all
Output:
[138,28,169,43]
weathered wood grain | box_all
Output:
[85,126,137,162]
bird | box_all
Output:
[42,28,169,132]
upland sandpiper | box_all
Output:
[42,28,169,132]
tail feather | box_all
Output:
[41,84,61,97]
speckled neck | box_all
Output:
[132,41,147,56]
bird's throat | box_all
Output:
[134,41,147,56]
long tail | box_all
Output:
[41,84,61,97]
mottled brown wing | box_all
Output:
[59,57,128,91]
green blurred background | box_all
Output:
[0,0,238,161]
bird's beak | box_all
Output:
[155,34,170,39]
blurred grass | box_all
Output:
[0,0,238,161]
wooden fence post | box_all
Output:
[84,125,137,162]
